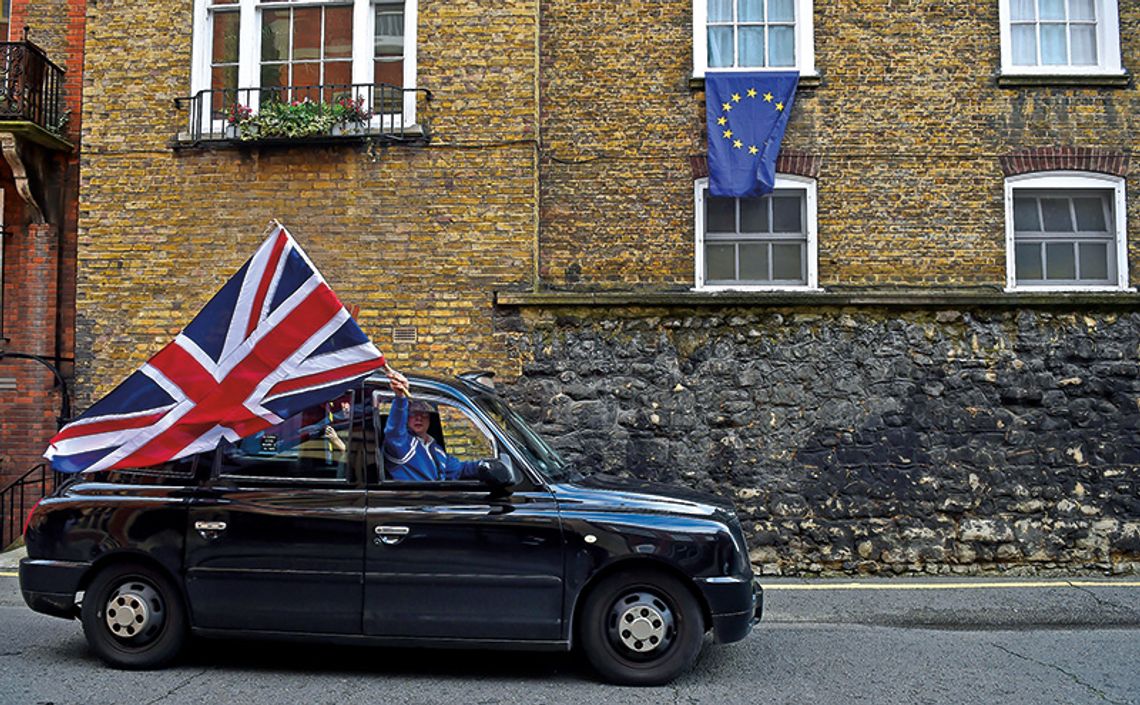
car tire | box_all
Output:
[578,569,705,686]
[80,562,187,669]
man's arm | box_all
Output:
[383,395,413,460]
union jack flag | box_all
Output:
[45,223,387,473]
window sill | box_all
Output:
[1004,285,1135,294]
[494,287,1140,308]
[171,124,428,150]
[689,72,821,91]
[996,71,1131,88]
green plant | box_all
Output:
[228,96,373,141]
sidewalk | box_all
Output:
[0,545,26,571]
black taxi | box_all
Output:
[20,372,761,685]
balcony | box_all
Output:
[0,40,70,151]
[173,83,430,149]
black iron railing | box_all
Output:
[0,41,66,133]
[174,82,429,146]
[1,463,62,551]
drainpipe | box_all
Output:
[532,0,541,292]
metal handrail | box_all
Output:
[0,40,66,133]
[0,463,62,551]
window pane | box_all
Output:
[706,244,736,280]
[323,60,352,92]
[739,0,764,22]
[293,7,321,61]
[772,195,802,232]
[1011,25,1037,65]
[708,0,733,22]
[1070,25,1097,64]
[739,26,765,66]
[221,392,354,481]
[707,195,736,232]
[1068,0,1095,20]
[1045,242,1077,279]
[739,243,769,280]
[1039,0,1065,20]
[1079,243,1109,280]
[374,59,403,87]
[740,197,769,232]
[771,243,803,280]
[768,26,795,66]
[293,62,320,91]
[1011,0,1036,20]
[769,0,794,22]
[708,26,734,67]
[262,9,290,62]
[1040,24,1068,64]
[212,10,240,63]
[438,405,494,461]
[1013,197,1040,231]
[210,66,239,115]
[325,6,354,59]
[1073,197,1107,231]
[1040,198,1073,231]
[1015,243,1043,280]
[260,63,288,91]
[375,7,404,57]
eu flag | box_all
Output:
[705,72,799,198]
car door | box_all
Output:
[184,390,367,634]
[364,387,564,641]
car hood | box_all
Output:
[549,473,737,518]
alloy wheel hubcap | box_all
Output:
[104,581,163,641]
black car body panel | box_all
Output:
[21,373,759,667]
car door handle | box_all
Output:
[195,521,227,531]
[374,525,409,546]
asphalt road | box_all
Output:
[1,573,1138,705]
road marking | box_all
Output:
[0,572,16,578]
[762,581,1140,590]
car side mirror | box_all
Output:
[478,456,522,491]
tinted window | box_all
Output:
[220,391,355,482]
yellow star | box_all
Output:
[763,92,774,102]
[731,92,742,102]
[722,102,733,112]
[717,116,727,126]
[748,145,759,155]
[747,88,757,98]
[733,139,743,149]
[722,129,733,139]
[775,102,784,111]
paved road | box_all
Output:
[1,573,1138,705]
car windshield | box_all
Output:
[472,391,571,482]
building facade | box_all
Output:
[70,1,1137,572]
[0,0,82,497]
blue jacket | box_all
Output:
[383,396,481,481]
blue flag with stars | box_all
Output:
[706,71,799,198]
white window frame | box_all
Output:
[998,0,1124,77]
[694,174,819,292]
[190,0,418,133]
[693,0,816,79]
[1004,171,1130,292]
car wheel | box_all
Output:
[579,569,705,686]
[80,563,187,669]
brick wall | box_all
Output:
[75,0,539,406]
[537,0,1139,288]
[0,0,83,485]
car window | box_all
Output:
[219,390,355,483]
[372,390,497,483]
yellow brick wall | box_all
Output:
[539,0,1139,288]
[77,1,539,404]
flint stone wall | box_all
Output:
[497,303,1140,576]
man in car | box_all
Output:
[383,376,484,481]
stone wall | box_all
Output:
[497,299,1140,575]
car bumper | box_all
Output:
[19,557,88,619]
[694,575,762,644]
